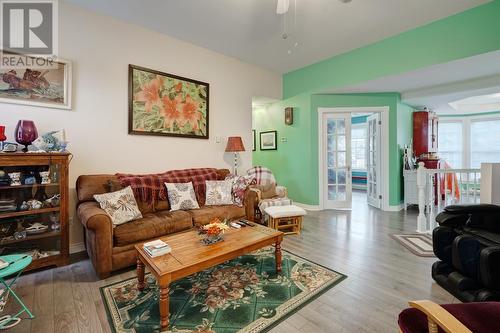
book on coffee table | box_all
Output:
[143,240,171,258]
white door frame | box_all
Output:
[318,106,390,211]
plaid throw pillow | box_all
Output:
[226,174,256,206]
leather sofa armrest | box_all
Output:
[77,201,113,233]
[276,185,288,198]
[244,188,260,222]
[76,201,113,279]
[480,246,500,289]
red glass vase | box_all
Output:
[15,120,38,152]
[0,125,6,142]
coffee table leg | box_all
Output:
[137,259,145,291]
[275,240,282,273]
[159,283,170,331]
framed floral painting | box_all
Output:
[128,65,209,138]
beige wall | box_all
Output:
[0,3,281,250]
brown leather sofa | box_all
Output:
[76,169,246,279]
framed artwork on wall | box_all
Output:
[252,130,256,151]
[128,64,209,139]
[0,57,72,109]
[260,130,277,150]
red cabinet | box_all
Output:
[413,110,438,159]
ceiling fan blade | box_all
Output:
[276,0,290,14]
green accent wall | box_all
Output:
[253,94,415,206]
[283,0,500,98]
[253,93,313,204]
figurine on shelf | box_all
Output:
[50,212,60,231]
[25,223,49,235]
[43,194,60,208]
[26,199,42,210]
[39,171,51,184]
[32,130,68,152]
[8,172,21,186]
[22,171,36,185]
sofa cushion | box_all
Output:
[113,210,193,246]
[189,205,245,226]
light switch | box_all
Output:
[281,137,287,143]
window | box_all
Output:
[438,121,463,168]
[470,119,500,168]
[437,116,500,169]
[351,124,367,170]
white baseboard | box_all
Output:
[293,202,322,211]
[70,242,86,254]
[385,203,405,212]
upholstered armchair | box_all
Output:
[244,166,291,223]
[398,300,499,333]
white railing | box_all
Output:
[416,162,481,233]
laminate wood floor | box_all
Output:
[4,193,456,333]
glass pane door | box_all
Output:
[367,113,381,208]
[324,113,352,209]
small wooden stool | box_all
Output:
[264,205,306,235]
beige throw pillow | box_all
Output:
[165,182,200,211]
[93,186,143,226]
[205,180,233,206]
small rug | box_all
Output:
[101,247,346,333]
[390,233,435,257]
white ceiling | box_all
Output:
[64,0,489,74]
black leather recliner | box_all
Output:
[432,204,500,302]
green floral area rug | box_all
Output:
[100,247,346,333]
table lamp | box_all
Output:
[225,136,245,175]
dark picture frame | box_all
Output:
[252,130,256,151]
[260,130,277,151]
[128,64,209,139]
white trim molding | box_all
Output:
[70,242,86,254]
[294,202,322,211]
[317,106,390,211]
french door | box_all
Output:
[367,113,381,208]
[323,113,352,209]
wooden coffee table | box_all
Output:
[135,222,284,332]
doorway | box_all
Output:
[318,107,389,210]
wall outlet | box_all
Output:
[215,136,222,143]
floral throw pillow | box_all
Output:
[165,182,200,211]
[226,174,256,206]
[93,186,143,226]
[205,180,233,206]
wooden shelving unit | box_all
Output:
[0,152,71,272]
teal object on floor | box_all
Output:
[0,254,34,329]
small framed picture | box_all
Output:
[252,130,256,151]
[260,131,277,151]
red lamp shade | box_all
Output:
[225,137,245,152]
